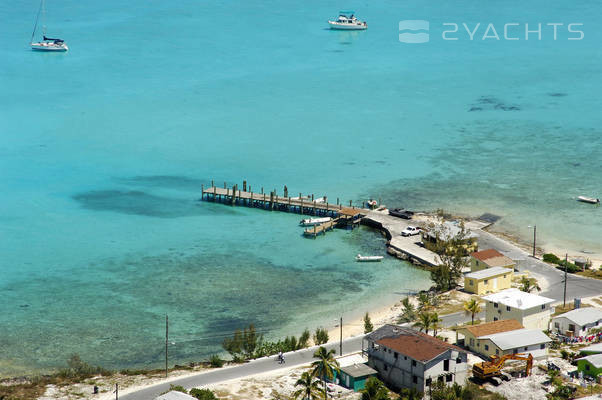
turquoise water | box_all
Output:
[1,0,601,375]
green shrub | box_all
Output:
[189,388,219,400]
[169,385,188,393]
[313,327,329,345]
[299,328,311,348]
[209,354,224,368]
[543,253,561,263]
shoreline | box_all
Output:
[4,211,602,397]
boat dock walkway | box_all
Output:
[201,181,440,266]
[201,182,367,220]
[362,210,439,267]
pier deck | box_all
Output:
[202,186,368,219]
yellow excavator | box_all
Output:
[473,353,533,383]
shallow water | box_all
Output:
[1,0,601,374]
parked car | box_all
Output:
[389,208,414,219]
[401,226,421,236]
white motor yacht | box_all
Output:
[328,12,367,30]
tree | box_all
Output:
[364,312,374,334]
[293,371,321,400]
[398,387,422,400]
[313,327,329,345]
[417,293,432,312]
[463,299,482,325]
[311,346,339,400]
[397,297,417,323]
[430,312,442,337]
[359,377,390,400]
[519,276,541,293]
[428,222,471,291]
[413,312,433,335]
[222,324,264,360]
[299,329,311,349]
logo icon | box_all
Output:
[399,20,430,43]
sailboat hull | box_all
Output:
[31,42,68,51]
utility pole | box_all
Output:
[339,317,343,356]
[532,225,537,258]
[165,314,169,378]
[563,253,568,307]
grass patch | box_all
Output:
[578,270,602,280]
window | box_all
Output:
[469,280,473,286]
[446,374,453,382]
[384,364,388,371]
[493,317,498,321]
[444,359,449,371]
[456,357,462,364]
[503,275,506,278]
[569,324,576,332]
[513,349,518,354]
[484,345,489,351]
[484,279,488,284]
[541,305,546,310]
[394,352,398,359]
[477,342,480,347]
[412,360,417,367]
[524,347,528,351]
[412,375,417,384]
[438,376,444,382]
[404,356,407,360]
[469,338,475,346]
[494,302,498,308]
[506,306,511,311]
[554,322,560,329]
[426,378,432,386]
[540,344,545,349]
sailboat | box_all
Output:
[30,0,68,52]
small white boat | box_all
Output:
[328,12,367,30]
[577,196,600,204]
[30,0,68,52]
[366,199,378,209]
[356,254,384,262]
[300,217,332,226]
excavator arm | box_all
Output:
[473,353,533,380]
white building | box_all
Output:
[478,328,552,359]
[551,307,602,337]
[364,325,468,393]
[482,288,555,330]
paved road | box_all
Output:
[476,229,602,302]
[120,336,365,400]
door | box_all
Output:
[493,278,497,290]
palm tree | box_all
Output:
[463,298,482,325]
[293,371,321,400]
[397,297,416,323]
[413,312,433,335]
[359,377,390,400]
[430,312,442,337]
[519,276,541,293]
[417,292,431,312]
[311,346,339,400]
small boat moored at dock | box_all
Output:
[300,217,332,226]
[356,254,384,262]
[577,196,600,205]
[328,12,367,30]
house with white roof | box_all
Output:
[478,328,552,359]
[580,342,602,355]
[482,288,555,330]
[551,307,602,337]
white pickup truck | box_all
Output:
[401,226,421,237]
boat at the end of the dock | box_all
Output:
[356,254,384,262]
[577,196,600,205]
[300,217,332,226]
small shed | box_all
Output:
[578,354,602,378]
[155,391,196,400]
[339,363,378,391]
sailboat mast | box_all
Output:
[42,0,47,36]
[30,0,44,44]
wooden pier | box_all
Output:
[201,182,366,237]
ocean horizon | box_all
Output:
[1,0,601,375]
